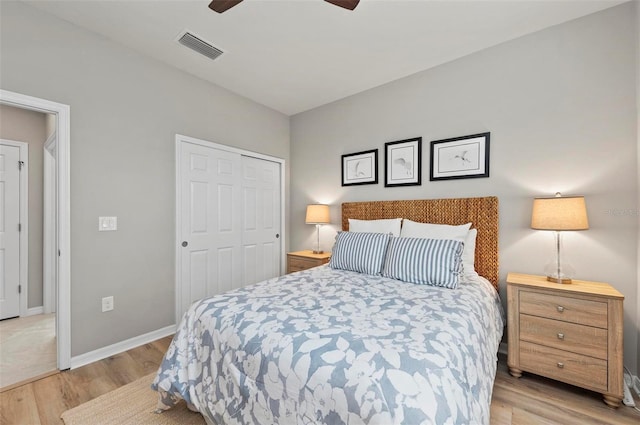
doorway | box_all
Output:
[174,134,285,321]
[0,109,56,389]
[0,89,71,376]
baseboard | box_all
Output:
[26,306,44,316]
[498,341,508,356]
[70,324,175,370]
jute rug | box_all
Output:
[61,373,206,425]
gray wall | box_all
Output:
[291,3,639,374]
[0,2,290,356]
[0,104,47,309]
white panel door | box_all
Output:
[0,144,21,320]
[179,142,242,316]
[241,156,281,286]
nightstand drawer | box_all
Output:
[288,257,318,271]
[520,341,608,392]
[286,251,331,274]
[520,291,607,328]
[520,314,607,359]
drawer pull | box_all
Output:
[556,306,565,313]
[557,333,565,340]
[557,362,564,369]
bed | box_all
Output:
[153,196,503,425]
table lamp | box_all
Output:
[531,193,589,284]
[306,204,330,254]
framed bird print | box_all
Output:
[430,132,490,181]
[341,149,378,186]
[384,137,422,187]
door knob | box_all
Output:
[275,234,280,238]
[181,241,188,247]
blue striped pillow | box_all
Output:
[329,232,391,275]
[382,237,464,288]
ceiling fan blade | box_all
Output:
[324,0,360,11]
[208,0,243,14]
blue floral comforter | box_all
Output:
[153,265,504,425]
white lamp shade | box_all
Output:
[306,204,330,224]
[531,196,589,231]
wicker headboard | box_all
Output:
[342,196,499,290]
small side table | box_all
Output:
[286,250,331,273]
[506,272,624,408]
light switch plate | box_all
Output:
[99,216,117,231]
[102,296,114,312]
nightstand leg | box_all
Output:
[508,367,522,378]
[602,394,621,408]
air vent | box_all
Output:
[178,31,223,61]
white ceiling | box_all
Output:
[24,0,625,116]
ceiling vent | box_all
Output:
[178,31,223,61]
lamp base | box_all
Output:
[546,276,572,284]
[312,250,324,254]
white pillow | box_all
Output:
[399,219,471,240]
[462,228,478,278]
[348,218,402,237]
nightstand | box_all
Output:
[506,272,624,408]
[287,250,331,273]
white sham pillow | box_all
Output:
[399,219,471,240]
[348,218,402,237]
[462,228,478,278]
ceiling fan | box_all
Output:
[208,0,360,14]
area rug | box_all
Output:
[61,373,206,425]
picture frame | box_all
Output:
[430,132,490,181]
[384,137,422,187]
[341,149,378,186]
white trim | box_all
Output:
[175,134,287,324]
[0,139,29,318]
[0,89,71,371]
[70,325,175,370]
[26,306,44,316]
[43,132,57,314]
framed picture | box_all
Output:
[341,149,378,186]
[384,137,422,187]
[430,132,490,181]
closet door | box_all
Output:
[241,156,281,286]
[178,141,242,316]
[176,136,284,320]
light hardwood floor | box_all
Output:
[0,314,57,391]
[1,337,639,424]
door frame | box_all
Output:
[0,139,28,318]
[0,89,71,370]
[43,132,57,314]
[174,134,285,323]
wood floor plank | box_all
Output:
[100,352,146,387]
[32,373,80,425]
[59,361,119,405]
[127,337,171,375]
[0,384,41,425]
[2,338,640,425]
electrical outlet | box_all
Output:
[102,296,114,312]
